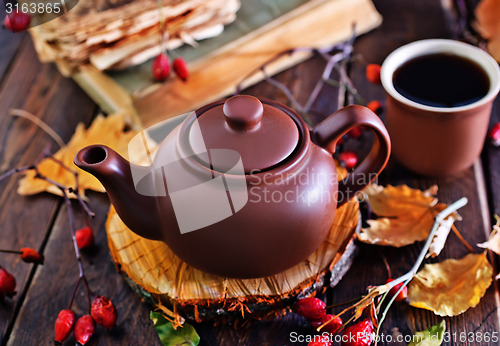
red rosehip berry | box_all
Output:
[20,247,44,264]
[366,100,383,115]
[338,151,358,170]
[292,297,326,320]
[173,57,189,82]
[54,309,75,344]
[311,314,343,333]
[74,315,95,345]
[386,278,408,302]
[489,122,500,147]
[76,226,94,249]
[347,127,363,139]
[341,319,374,346]
[91,295,117,329]
[0,267,16,296]
[152,53,170,81]
[308,335,332,346]
[3,12,31,32]
[365,64,381,84]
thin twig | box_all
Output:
[304,51,345,113]
[68,276,82,310]
[451,224,474,252]
[235,48,300,94]
[234,27,360,124]
[10,109,65,148]
[326,296,361,309]
[337,62,347,110]
[60,188,93,312]
[377,249,392,279]
[374,197,469,345]
[263,71,304,113]
[0,165,35,184]
[0,137,96,313]
[44,155,95,218]
[60,188,84,278]
[3,161,96,309]
[1,153,96,219]
[0,249,22,254]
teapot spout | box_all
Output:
[74,145,163,241]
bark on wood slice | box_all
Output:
[106,192,360,322]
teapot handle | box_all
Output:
[311,105,391,206]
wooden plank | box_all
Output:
[484,101,500,218]
[3,1,499,345]
[10,41,343,346]
[0,38,96,342]
[0,7,25,86]
[343,0,500,345]
[7,194,163,345]
[5,7,352,346]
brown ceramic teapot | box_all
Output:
[74,96,390,278]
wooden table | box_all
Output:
[1,0,499,345]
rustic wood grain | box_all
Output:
[7,193,163,346]
[484,101,500,220]
[0,8,25,85]
[344,1,500,345]
[1,0,499,345]
[0,39,96,343]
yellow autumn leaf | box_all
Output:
[475,0,500,62]
[477,215,500,255]
[357,184,455,247]
[17,112,144,197]
[408,253,493,316]
[335,160,348,181]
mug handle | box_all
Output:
[311,105,391,206]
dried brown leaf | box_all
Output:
[17,112,149,197]
[334,284,388,324]
[408,253,493,316]
[477,216,500,255]
[358,185,454,247]
[475,0,500,62]
[427,214,462,258]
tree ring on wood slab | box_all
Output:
[106,196,360,323]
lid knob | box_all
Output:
[223,95,263,131]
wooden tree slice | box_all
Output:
[106,195,360,322]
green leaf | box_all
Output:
[150,311,200,346]
[409,320,446,346]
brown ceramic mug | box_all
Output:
[381,39,500,176]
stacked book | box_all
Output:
[30,0,240,75]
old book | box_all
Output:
[30,0,239,72]
[29,0,382,127]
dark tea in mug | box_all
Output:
[392,53,490,108]
[381,39,500,176]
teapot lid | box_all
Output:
[188,95,300,173]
